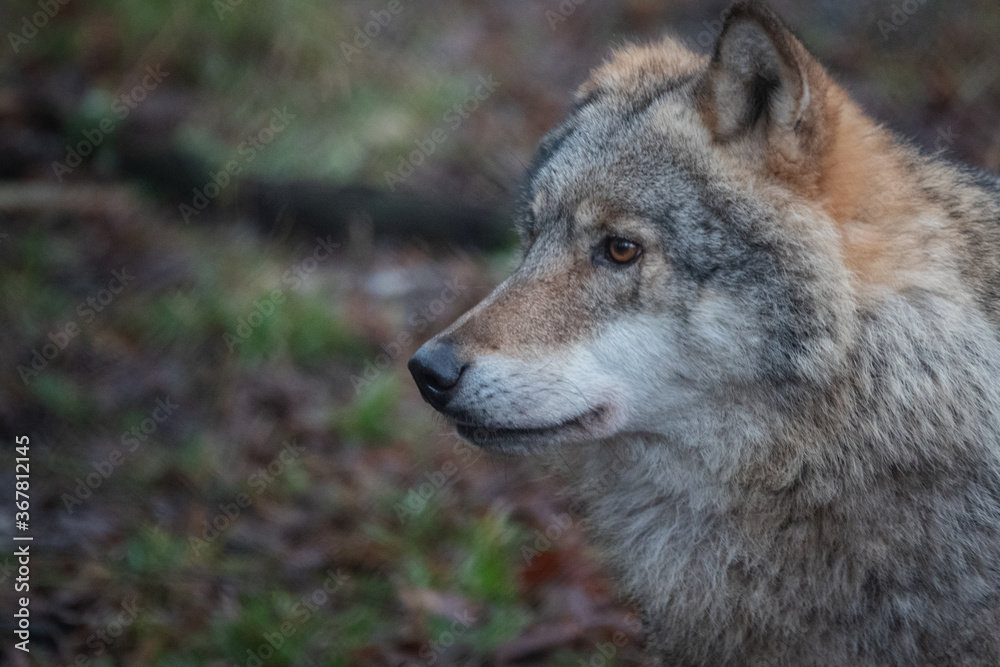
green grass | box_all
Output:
[6,0,484,185]
[0,206,586,663]
[0,4,639,644]
[336,375,402,444]
[29,373,93,422]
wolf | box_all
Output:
[408,2,1000,664]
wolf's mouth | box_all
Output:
[453,405,609,453]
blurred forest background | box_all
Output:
[0,0,997,665]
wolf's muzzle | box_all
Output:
[408,337,467,411]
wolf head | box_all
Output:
[409,2,937,459]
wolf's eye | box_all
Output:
[604,237,642,265]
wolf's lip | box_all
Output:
[453,406,608,452]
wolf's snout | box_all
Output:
[408,338,467,410]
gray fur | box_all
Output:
[410,3,1000,663]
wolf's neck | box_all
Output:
[817,90,910,228]
[545,433,749,627]
[816,90,958,293]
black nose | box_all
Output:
[408,338,466,411]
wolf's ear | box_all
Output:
[697,1,825,146]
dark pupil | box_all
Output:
[613,240,631,258]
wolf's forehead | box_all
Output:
[527,114,649,208]
[526,97,707,223]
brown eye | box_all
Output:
[604,237,641,265]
